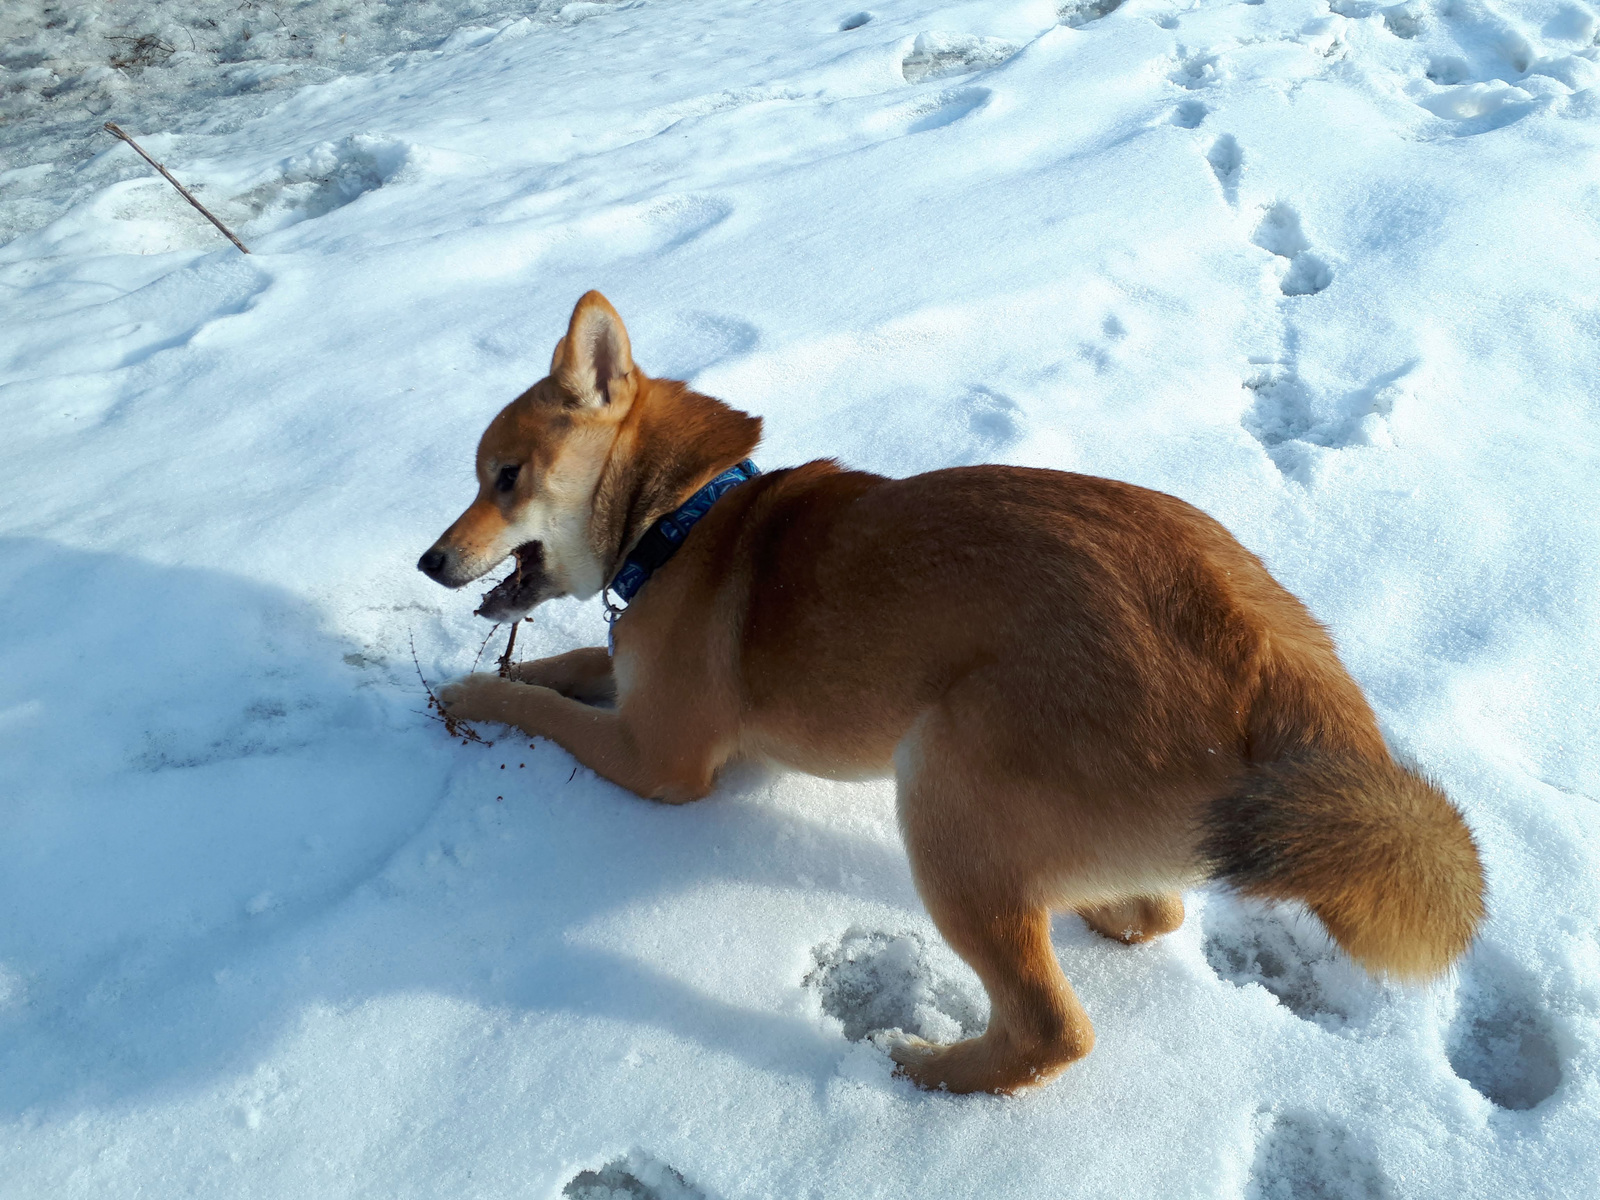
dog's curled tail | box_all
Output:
[1201,753,1486,981]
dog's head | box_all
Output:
[416,290,638,619]
[418,290,761,622]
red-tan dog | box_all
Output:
[420,291,1485,1094]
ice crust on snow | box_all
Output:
[2,0,1599,1195]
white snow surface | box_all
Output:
[2,0,1598,1195]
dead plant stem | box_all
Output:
[102,122,250,254]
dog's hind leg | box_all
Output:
[888,894,1093,1094]
[888,717,1094,1094]
[506,646,615,704]
[1078,893,1186,945]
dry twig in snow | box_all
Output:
[102,122,250,254]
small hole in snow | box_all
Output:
[840,12,872,31]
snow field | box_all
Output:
[2,0,1598,1195]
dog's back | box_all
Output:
[723,461,1351,791]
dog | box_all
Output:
[419,290,1485,1094]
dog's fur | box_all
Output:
[421,291,1486,1094]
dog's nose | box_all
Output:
[417,548,450,581]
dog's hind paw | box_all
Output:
[878,1029,931,1058]
[881,1031,950,1087]
[884,1027,1089,1095]
[885,1031,1008,1094]
[884,1030,1016,1094]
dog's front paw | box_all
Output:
[436,673,520,724]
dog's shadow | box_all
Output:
[0,538,917,1119]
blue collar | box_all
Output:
[607,459,760,606]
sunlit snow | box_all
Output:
[2,0,1597,1196]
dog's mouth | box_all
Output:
[475,541,549,621]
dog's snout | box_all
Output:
[417,547,452,582]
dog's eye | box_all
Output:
[495,464,520,493]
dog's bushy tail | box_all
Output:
[1202,752,1485,980]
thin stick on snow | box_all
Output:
[496,621,519,678]
[470,622,502,674]
[101,122,250,254]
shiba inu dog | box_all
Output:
[418,291,1485,1094]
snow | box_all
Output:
[1,0,1597,1195]
[0,0,614,242]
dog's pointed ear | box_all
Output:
[552,291,634,408]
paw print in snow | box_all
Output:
[1447,955,1563,1111]
[563,1152,707,1200]
[1247,1112,1392,1200]
[805,926,986,1043]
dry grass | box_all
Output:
[409,630,492,747]
[407,621,524,746]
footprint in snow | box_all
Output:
[1247,1112,1392,1200]
[1446,954,1563,1111]
[839,12,872,32]
[1403,4,1583,134]
[1328,0,1419,37]
[1252,202,1333,296]
[960,385,1026,452]
[232,134,412,233]
[805,926,986,1044]
[1169,99,1209,128]
[1206,133,1242,204]
[1242,357,1413,480]
[1426,20,1535,79]
[1059,0,1127,29]
[564,1152,706,1200]
[1171,51,1222,90]
[1426,56,1475,86]
[901,33,1019,83]
[1202,897,1382,1029]
[1416,81,1545,133]
[1382,3,1424,38]
[1241,362,1316,477]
